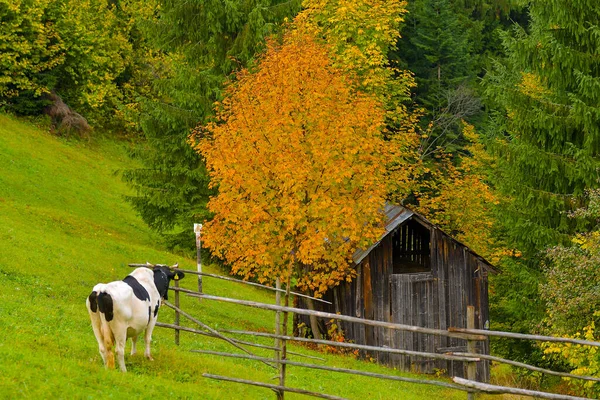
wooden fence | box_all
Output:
[129,264,599,400]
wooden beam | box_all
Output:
[128,263,331,305]
[448,352,600,383]
[448,327,600,347]
[219,329,480,362]
[189,293,487,341]
[452,377,591,400]
[156,322,324,361]
[193,350,470,392]
[202,373,347,400]
[466,306,477,400]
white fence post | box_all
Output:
[194,223,203,297]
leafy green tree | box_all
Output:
[398,0,472,107]
[0,0,159,131]
[0,0,64,106]
[542,190,600,334]
[123,0,301,250]
[540,190,600,397]
[484,0,600,355]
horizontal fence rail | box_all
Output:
[202,374,347,400]
[452,377,590,400]
[156,322,324,361]
[221,329,480,361]
[128,263,331,304]
[218,329,480,362]
[193,350,471,392]
[187,292,487,341]
[448,352,600,383]
[449,327,600,347]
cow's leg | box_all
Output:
[131,335,138,356]
[102,323,115,370]
[88,308,108,366]
[111,323,128,372]
[144,319,157,361]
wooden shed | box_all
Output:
[296,204,493,381]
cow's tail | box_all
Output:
[97,292,115,369]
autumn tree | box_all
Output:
[192,31,388,304]
[296,0,412,108]
[295,0,424,203]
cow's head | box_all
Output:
[152,263,185,300]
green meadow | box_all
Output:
[0,114,476,399]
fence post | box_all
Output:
[194,223,203,297]
[174,264,180,346]
[278,277,291,400]
[275,278,283,400]
[467,305,477,400]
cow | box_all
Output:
[86,263,185,372]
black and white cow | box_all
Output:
[86,264,184,372]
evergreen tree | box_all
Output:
[484,0,600,352]
[122,0,301,250]
[398,0,472,108]
[393,0,477,157]
[393,0,524,157]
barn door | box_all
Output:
[389,273,439,373]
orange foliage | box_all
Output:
[191,31,389,296]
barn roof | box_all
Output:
[352,204,496,271]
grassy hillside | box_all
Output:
[0,114,471,399]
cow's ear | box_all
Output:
[169,271,185,281]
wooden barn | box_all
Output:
[296,204,493,381]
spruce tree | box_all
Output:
[122,0,301,250]
[487,1,600,257]
[397,0,472,108]
[485,0,600,350]
[393,0,478,158]
[393,0,523,157]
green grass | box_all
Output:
[0,113,472,399]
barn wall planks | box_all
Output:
[297,216,491,382]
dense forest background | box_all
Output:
[2,0,599,393]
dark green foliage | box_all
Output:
[393,0,521,157]
[123,0,301,251]
[485,0,600,358]
[486,0,600,254]
[396,0,473,110]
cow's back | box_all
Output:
[90,268,159,337]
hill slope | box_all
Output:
[0,114,467,399]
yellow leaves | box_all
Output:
[414,123,500,261]
[541,320,600,396]
[296,0,412,113]
[518,72,551,101]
